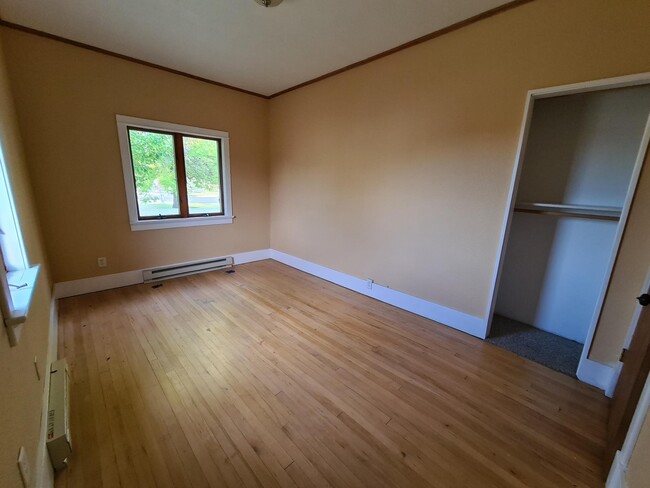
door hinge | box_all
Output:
[619,348,628,363]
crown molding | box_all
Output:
[0,19,271,99]
[269,0,534,98]
[0,0,534,100]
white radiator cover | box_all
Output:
[142,256,234,282]
[47,358,71,471]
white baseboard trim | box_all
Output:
[607,375,650,487]
[269,250,486,338]
[48,299,59,364]
[53,247,485,336]
[52,249,619,390]
[606,451,628,488]
[577,357,616,395]
[34,299,59,488]
[606,362,624,398]
[53,249,272,299]
[54,269,143,299]
[233,249,271,265]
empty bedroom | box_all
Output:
[0,1,649,487]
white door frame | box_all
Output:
[605,266,650,398]
[607,374,650,487]
[484,72,650,392]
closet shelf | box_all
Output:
[513,203,622,221]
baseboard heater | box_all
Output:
[142,256,234,282]
[47,359,71,471]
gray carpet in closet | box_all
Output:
[487,315,583,378]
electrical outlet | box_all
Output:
[97,257,107,268]
[17,446,31,488]
[366,279,374,290]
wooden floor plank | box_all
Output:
[56,260,609,488]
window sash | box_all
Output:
[0,246,15,323]
[0,152,28,272]
[126,127,225,221]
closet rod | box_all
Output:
[513,207,620,221]
[514,202,622,221]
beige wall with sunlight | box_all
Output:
[592,148,650,361]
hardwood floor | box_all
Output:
[55,259,609,488]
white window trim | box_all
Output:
[0,152,28,271]
[116,115,233,231]
[0,148,39,346]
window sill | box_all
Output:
[4,265,40,346]
[5,265,40,326]
[130,215,233,231]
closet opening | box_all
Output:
[487,74,650,382]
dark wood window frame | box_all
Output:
[126,126,225,221]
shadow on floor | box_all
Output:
[487,315,583,378]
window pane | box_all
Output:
[183,136,222,215]
[128,129,180,218]
[0,157,28,271]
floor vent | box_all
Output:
[143,256,234,282]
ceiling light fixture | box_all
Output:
[255,0,284,7]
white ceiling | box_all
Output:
[0,0,511,96]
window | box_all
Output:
[116,116,233,231]
[0,145,39,347]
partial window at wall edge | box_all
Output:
[0,147,40,347]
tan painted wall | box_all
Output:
[627,403,650,488]
[0,35,54,488]
[592,148,650,362]
[590,147,650,362]
[269,0,650,361]
[0,28,270,284]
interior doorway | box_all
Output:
[486,74,650,381]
